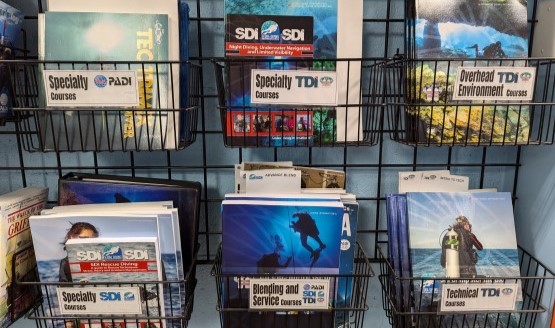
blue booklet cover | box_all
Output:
[222,200,344,275]
[57,172,201,280]
[221,199,342,328]
[335,198,358,327]
[0,1,23,120]
[406,192,520,311]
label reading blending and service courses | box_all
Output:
[56,286,143,315]
[226,14,314,57]
[249,278,330,310]
[250,69,337,106]
[44,70,139,107]
[452,67,535,101]
[439,283,518,313]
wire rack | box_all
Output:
[10,60,201,152]
[377,245,555,328]
[213,58,384,147]
[16,246,199,328]
[385,57,555,146]
[211,242,374,328]
[0,0,547,274]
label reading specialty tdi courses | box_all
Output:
[439,283,518,313]
[44,70,139,107]
[249,278,330,310]
[452,66,535,101]
[250,69,337,106]
[57,286,143,315]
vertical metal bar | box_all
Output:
[196,0,211,261]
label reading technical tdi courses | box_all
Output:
[249,278,330,310]
[439,283,518,313]
[44,70,139,107]
[452,66,535,101]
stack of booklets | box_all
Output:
[0,187,48,328]
[223,0,363,146]
[0,1,23,122]
[406,0,530,144]
[30,201,186,328]
[221,162,359,327]
[37,0,190,151]
[387,170,522,326]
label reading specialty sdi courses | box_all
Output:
[57,286,142,315]
[250,69,337,106]
[439,283,518,313]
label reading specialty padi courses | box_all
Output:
[439,283,518,313]
[44,70,139,107]
[452,66,535,101]
[250,69,337,106]
[249,278,330,310]
[57,286,142,315]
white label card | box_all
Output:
[250,69,337,106]
[244,169,301,194]
[439,283,518,313]
[57,286,142,315]
[44,70,139,107]
[452,66,535,101]
[249,278,330,310]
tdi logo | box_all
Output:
[481,288,500,297]
[100,292,121,301]
[296,76,318,88]
[303,291,316,304]
[497,72,519,83]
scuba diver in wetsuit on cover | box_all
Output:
[290,212,326,260]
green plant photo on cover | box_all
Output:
[406,64,531,144]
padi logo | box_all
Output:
[109,76,133,86]
[124,292,136,301]
[261,21,280,41]
[320,76,334,86]
[520,72,532,82]
[249,174,263,180]
[95,75,133,88]
[94,75,108,88]
[303,284,311,291]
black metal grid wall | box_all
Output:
[0,0,528,264]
